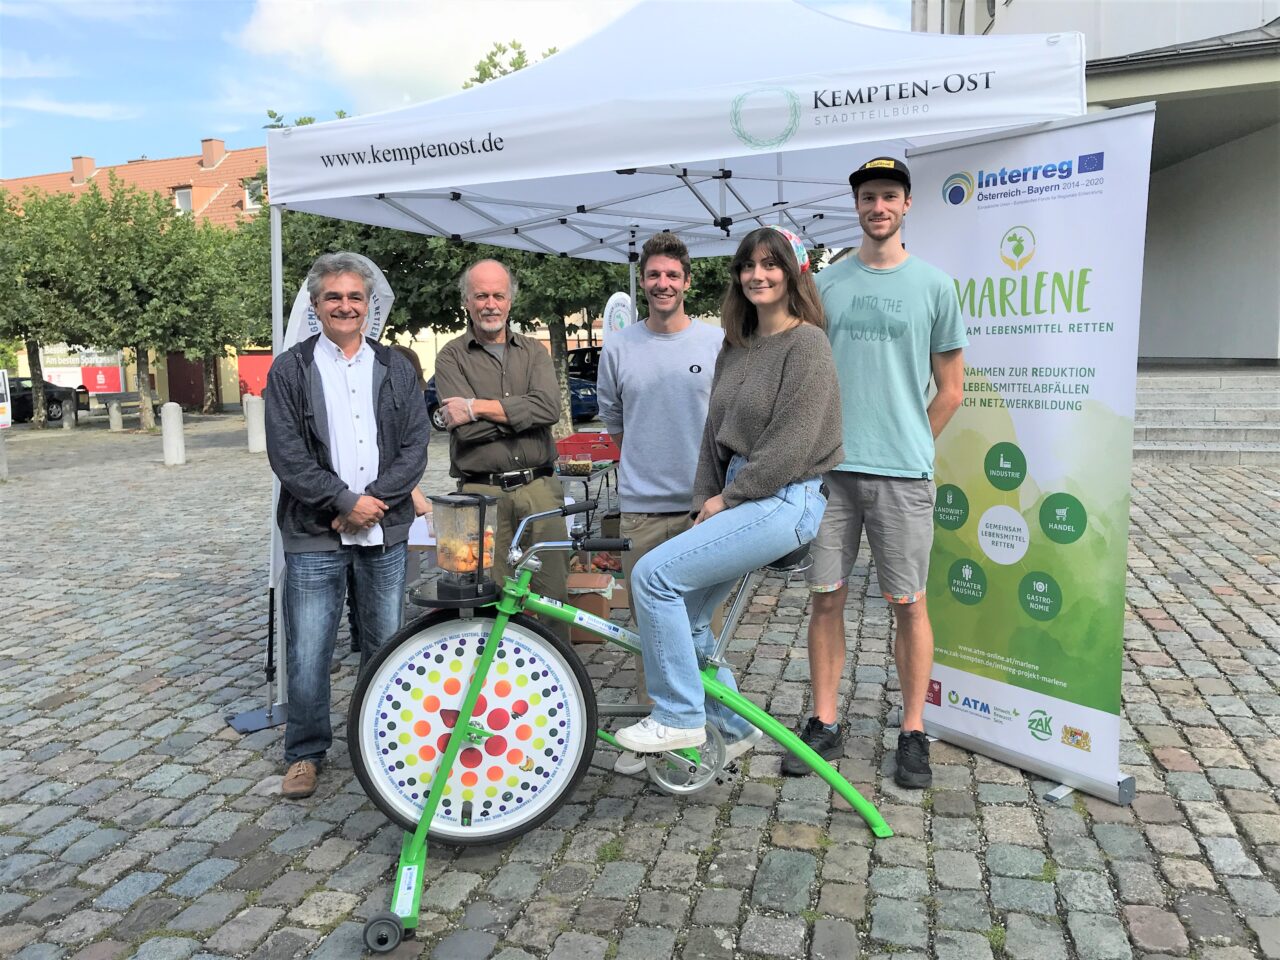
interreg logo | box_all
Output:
[1027,709,1053,742]
[941,171,975,205]
[999,226,1036,271]
[730,87,801,150]
[943,152,1105,205]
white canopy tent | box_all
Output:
[242,0,1086,725]
[266,0,1084,301]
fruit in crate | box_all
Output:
[591,552,622,572]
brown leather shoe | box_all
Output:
[281,760,318,799]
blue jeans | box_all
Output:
[283,542,406,764]
[631,458,826,739]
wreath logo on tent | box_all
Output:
[730,87,802,150]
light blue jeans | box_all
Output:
[631,457,827,739]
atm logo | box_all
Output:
[942,171,975,205]
[947,690,991,715]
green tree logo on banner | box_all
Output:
[999,226,1036,271]
[730,87,801,150]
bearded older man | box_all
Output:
[433,259,570,638]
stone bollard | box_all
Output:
[61,405,76,430]
[244,394,267,453]
[107,400,124,432]
[161,402,186,466]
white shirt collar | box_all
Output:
[320,332,369,363]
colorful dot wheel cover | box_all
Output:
[357,618,589,841]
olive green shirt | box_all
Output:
[434,325,561,478]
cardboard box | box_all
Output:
[565,573,629,644]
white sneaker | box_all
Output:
[723,727,763,765]
[613,751,648,775]
[615,717,706,753]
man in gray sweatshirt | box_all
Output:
[596,232,723,774]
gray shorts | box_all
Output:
[805,471,935,604]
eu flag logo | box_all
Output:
[1078,152,1104,173]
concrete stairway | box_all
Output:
[1133,366,1280,465]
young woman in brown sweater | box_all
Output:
[616,226,843,757]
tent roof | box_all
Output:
[267,0,1084,261]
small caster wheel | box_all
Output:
[363,911,404,953]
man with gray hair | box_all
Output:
[434,259,569,637]
[265,252,429,799]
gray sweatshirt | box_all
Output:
[694,323,843,510]
[596,318,724,513]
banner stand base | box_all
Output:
[1043,783,1076,803]
[226,702,289,734]
[927,724,1135,806]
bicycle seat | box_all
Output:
[766,542,812,573]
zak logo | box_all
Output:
[1027,709,1053,742]
[730,87,802,150]
[942,171,975,205]
[999,226,1036,271]
[926,680,942,706]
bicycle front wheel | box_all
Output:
[348,610,597,844]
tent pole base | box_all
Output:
[226,702,289,734]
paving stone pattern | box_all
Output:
[1,418,1278,959]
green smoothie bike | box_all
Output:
[349,496,891,953]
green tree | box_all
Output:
[463,40,557,88]
[76,175,205,429]
[0,189,97,427]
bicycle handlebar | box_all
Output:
[576,538,631,553]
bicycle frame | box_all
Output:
[385,544,893,931]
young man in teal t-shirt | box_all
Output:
[787,157,967,790]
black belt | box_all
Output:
[459,464,555,491]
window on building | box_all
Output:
[245,180,264,210]
[979,0,996,34]
[174,187,192,214]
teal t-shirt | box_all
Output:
[817,254,967,478]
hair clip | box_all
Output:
[767,225,810,273]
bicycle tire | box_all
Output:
[348,609,597,844]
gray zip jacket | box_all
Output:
[265,334,429,552]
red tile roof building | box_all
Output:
[0,139,267,226]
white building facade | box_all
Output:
[918,0,1280,361]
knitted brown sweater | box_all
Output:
[693,323,843,510]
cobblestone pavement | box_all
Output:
[1,416,1278,960]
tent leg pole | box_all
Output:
[227,205,290,735]
[628,262,637,323]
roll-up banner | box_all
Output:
[907,105,1155,803]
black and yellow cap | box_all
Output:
[848,156,911,192]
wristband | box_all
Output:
[465,398,476,423]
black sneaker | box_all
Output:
[894,730,932,789]
[782,717,844,776]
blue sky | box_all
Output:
[0,0,909,181]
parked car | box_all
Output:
[424,375,598,432]
[7,377,78,423]
[567,345,601,383]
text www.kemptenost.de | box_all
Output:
[318,132,505,169]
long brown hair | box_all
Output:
[720,227,825,348]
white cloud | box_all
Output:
[5,94,141,120]
[813,0,911,30]
[0,49,74,79]
[235,0,639,114]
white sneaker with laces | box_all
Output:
[723,727,763,765]
[613,751,648,775]
[615,717,706,753]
